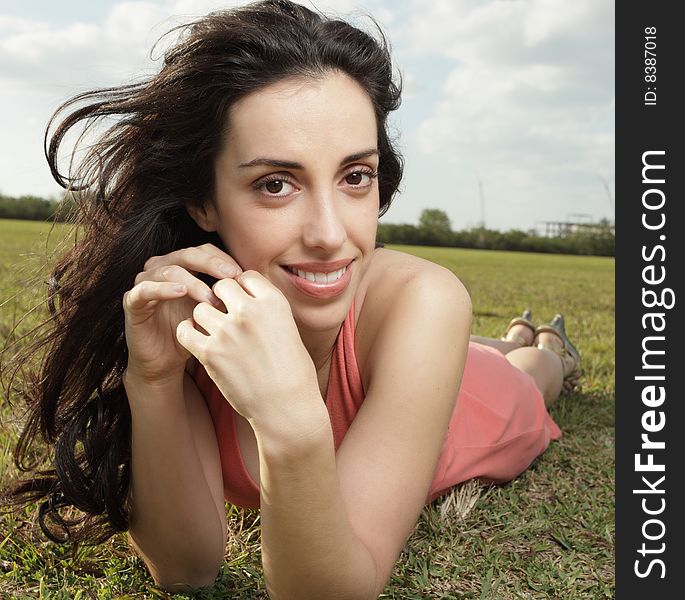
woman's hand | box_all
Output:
[175,271,320,424]
[123,244,243,385]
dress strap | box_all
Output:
[324,300,365,449]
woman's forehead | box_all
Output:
[223,72,377,163]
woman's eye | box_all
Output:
[344,170,376,187]
[265,180,285,194]
[256,177,297,197]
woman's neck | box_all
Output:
[295,327,339,401]
[299,326,339,373]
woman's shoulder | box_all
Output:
[354,248,471,382]
[357,247,468,311]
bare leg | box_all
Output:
[470,323,536,356]
[470,336,521,355]
[504,325,580,407]
[476,314,578,407]
[505,347,563,408]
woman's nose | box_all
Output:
[302,192,347,251]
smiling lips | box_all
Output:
[282,259,353,299]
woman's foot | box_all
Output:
[533,315,582,393]
[501,309,535,347]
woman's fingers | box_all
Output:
[212,271,283,309]
[133,265,220,306]
[176,317,208,356]
[159,265,223,305]
[191,301,224,332]
[143,244,243,280]
[211,277,251,316]
[123,280,187,312]
[131,244,244,309]
[231,270,279,299]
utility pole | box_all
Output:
[598,173,614,220]
[476,171,485,228]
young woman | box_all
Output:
[2,1,580,597]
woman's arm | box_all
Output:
[255,401,379,600]
[125,370,227,591]
[251,265,470,600]
[121,244,243,590]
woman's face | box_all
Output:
[197,71,380,331]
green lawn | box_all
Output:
[0,219,615,599]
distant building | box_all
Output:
[537,220,615,238]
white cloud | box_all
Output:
[0,6,162,95]
[0,14,49,33]
[0,0,384,93]
[394,0,614,229]
[3,22,101,63]
[523,0,597,46]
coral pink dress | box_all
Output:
[194,302,562,509]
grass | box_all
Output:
[0,219,615,599]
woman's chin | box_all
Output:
[287,297,352,333]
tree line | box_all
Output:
[0,193,76,223]
[377,209,614,256]
[0,194,614,256]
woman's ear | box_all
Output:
[186,201,219,232]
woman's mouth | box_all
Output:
[280,260,353,299]
[283,265,347,284]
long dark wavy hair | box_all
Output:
[0,0,403,545]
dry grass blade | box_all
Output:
[439,479,483,522]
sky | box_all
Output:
[0,0,614,232]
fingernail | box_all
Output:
[208,294,222,306]
[219,263,238,277]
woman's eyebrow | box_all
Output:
[238,148,378,170]
[342,148,379,164]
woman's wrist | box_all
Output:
[123,366,185,391]
[123,368,187,414]
[249,392,331,462]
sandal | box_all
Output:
[501,309,535,346]
[534,314,582,393]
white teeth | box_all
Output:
[288,266,347,283]
[326,268,344,283]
